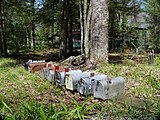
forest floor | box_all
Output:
[0,50,160,119]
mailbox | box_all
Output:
[46,69,55,83]
[54,66,71,86]
[93,75,125,100]
[23,60,46,72]
[107,77,125,98]
[39,68,48,79]
[65,70,82,91]
[77,71,95,95]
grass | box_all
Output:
[0,56,160,119]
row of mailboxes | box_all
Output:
[39,68,125,99]
[24,60,125,100]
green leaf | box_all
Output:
[2,100,12,114]
[40,105,47,120]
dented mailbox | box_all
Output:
[65,70,82,90]
[93,75,125,100]
[77,71,95,95]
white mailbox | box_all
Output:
[65,70,82,91]
[93,75,125,100]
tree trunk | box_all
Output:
[51,0,55,47]
[84,1,92,60]
[69,1,73,56]
[90,0,109,64]
[0,1,2,56]
[79,0,84,54]
[0,0,7,56]
[31,0,35,49]
[59,0,69,59]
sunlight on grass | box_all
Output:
[0,57,159,119]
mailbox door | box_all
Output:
[55,72,66,86]
[66,75,74,90]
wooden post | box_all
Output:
[148,50,154,65]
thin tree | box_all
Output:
[0,0,7,56]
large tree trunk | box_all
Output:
[90,0,109,64]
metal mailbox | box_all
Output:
[55,71,66,86]
[46,69,55,83]
[23,60,46,72]
[107,77,125,98]
[77,71,95,95]
[39,68,48,79]
[51,66,71,86]
[93,75,125,100]
[65,70,82,91]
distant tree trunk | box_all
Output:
[59,0,69,59]
[51,0,55,47]
[0,1,2,56]
[90,0,109,64]
[31,0,35,49]
[79,0,84,54]
[69,1,73,56]
[32,22,35,48]
[109,1,117,52]
[0,0,7,56]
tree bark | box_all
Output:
[59,0,69,59]
[84,1,92,60]
[90,0,109,64]
[79,0,84,54]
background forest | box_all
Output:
[0,0,160,58]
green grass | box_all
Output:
[0,56,159,119]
